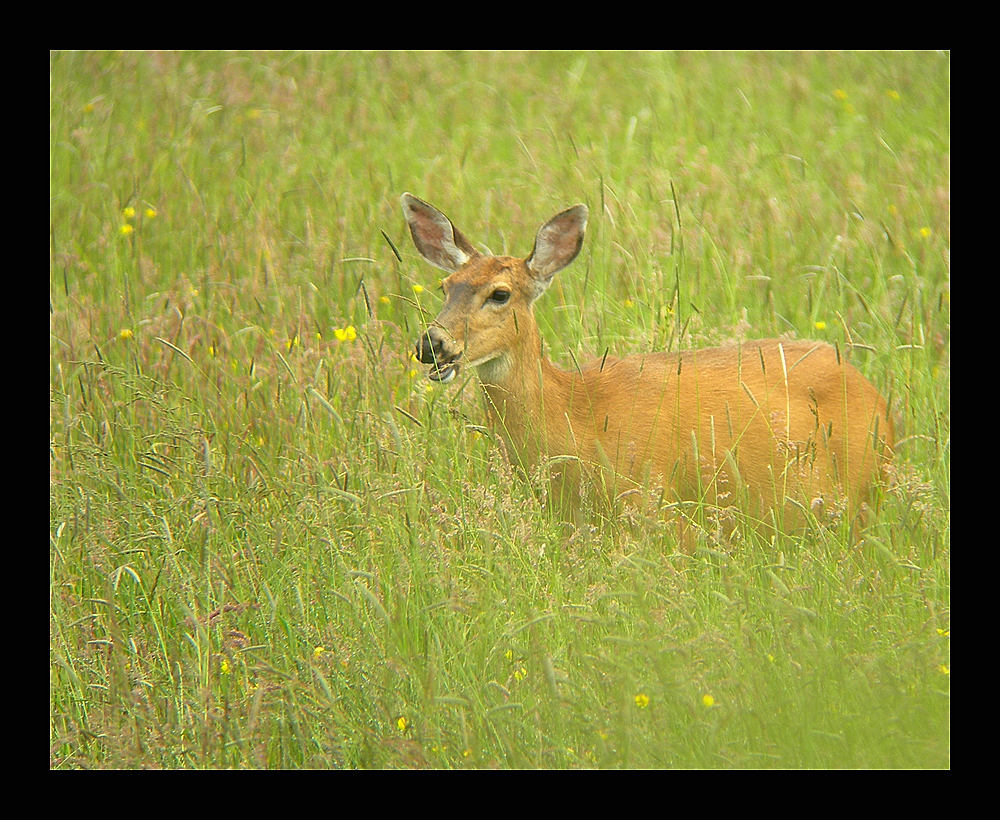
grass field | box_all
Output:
[49,51,950,768]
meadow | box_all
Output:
[49,51,950,768]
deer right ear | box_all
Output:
[401,193,480,272]
[526,204,588,286]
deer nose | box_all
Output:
[416,327,462,383]
[417,333,434,364]
[416,330,439,364]
[417,326,457,364]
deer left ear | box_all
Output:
[526,205,588,290]
[402,193,480,272]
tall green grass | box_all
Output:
[50,51,949,768]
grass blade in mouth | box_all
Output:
[429,362,460,383]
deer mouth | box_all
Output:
[416,332,462,384]
[428,361,461,383]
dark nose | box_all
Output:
[416,326,444,364]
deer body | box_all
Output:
[403,193,893,530]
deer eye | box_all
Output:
[488,289,510,305]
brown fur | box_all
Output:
[404,193,894,533]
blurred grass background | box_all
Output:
[50,51,949,768]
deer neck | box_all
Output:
[475,313,577,473]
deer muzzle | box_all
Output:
[416,326,462,383]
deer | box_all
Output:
[403,192,894,541]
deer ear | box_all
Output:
[526,204,588,289]
[401,193,479,272]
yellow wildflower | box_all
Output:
[886,90,900,100]
[119,224,134,236]
[220,659,231,675]
[123,206,136,219]
[920,227,932,239]
[938,664,950,676]
[145,207,158,219]
[397,716,408,732]
[634,694,650,708]
[334,326,357,342]
[313,646,326,658]
[814,321,827,331]
[119,328,133,341]
[412,284,424,294]
[702,694,715,708]
[833,89,848,100]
